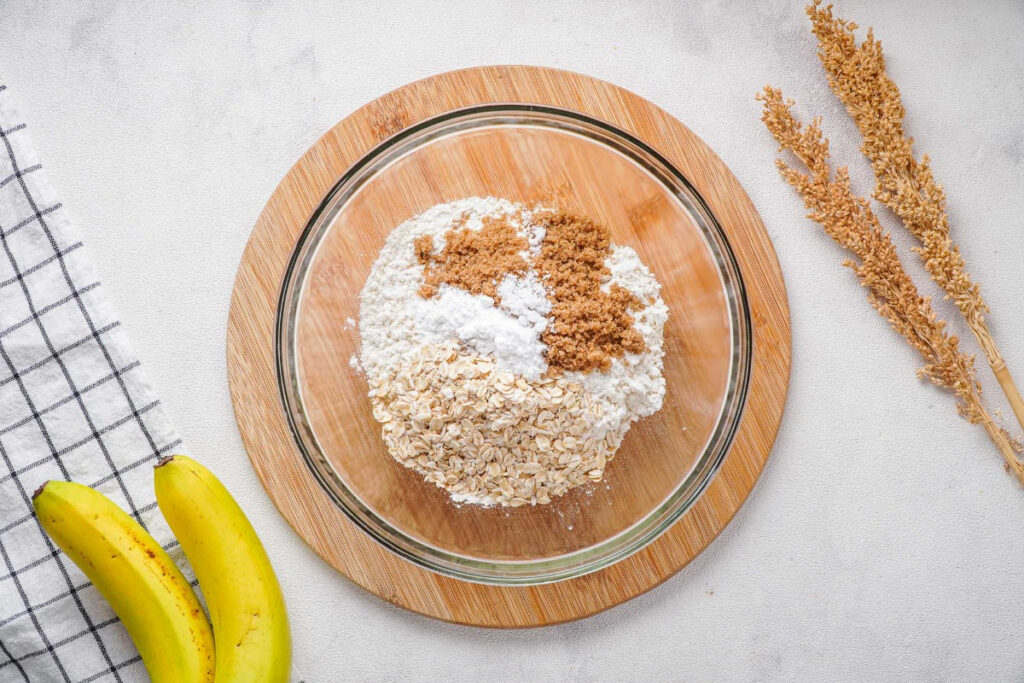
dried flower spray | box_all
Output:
[807,1,1024,431]
[757,87,1024,482]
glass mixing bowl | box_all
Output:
[276,105,751,585]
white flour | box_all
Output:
[357,197,669,502]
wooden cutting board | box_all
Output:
[227,66,790,627]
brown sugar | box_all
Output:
[416,215,528,301]
[416,208,646,374]
[535,211,646,373]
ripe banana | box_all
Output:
[154,455,291,683]
[33,480,215,683]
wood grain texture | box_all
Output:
[227,66,791,627]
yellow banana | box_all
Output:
[154,455,291,682]
[33,480,214,683]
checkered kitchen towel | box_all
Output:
[0,85,182,681]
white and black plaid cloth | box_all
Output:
[0,85,182,681]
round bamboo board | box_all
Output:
[227,66,790,627]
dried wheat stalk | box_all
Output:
[807,1,1024,432]
[758,86,1024,483]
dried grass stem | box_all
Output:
[757,87,1024,484]
[807,0,1024,431]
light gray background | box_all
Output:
[3,0,1023,680]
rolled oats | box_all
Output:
[368,343,626,506]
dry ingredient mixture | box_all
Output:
[357,197,668,506]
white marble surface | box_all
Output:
[3,0,1024,680]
